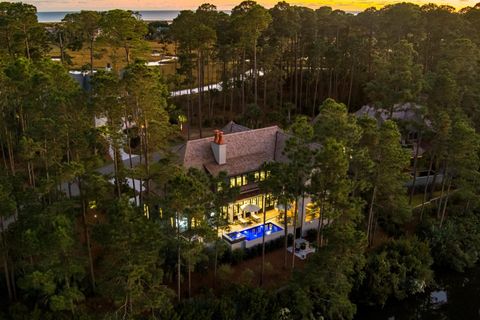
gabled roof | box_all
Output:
[354,103,429,126]
[177,126,287,176]
[221,121,251,134]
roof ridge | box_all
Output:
[185,125,280,143]
[185,135,215,144]
[222,125,280,137]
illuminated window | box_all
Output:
[266,194,274,208]
[254,171,260,182]
[242,174,248,185]
[236,176,242,186]
[260,171,266,181]
[230,177,236,187]
[144,204,150,219]
[88,201,97,209]
[217,182,223,192]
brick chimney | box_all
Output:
[211,130,226,165]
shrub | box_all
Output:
[418,214,480,272]
[217,264,234,284]
[363,237,433,306]
[264,262,274,275]
[231,248,245,265]
[240,268,255,286]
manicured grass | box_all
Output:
[49,41,176,70]
[49,40,235,89]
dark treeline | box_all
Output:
[1,1,480,320]
[168,1,480,137]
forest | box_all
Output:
[0,1,480,319]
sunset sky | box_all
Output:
[16,0,478,12]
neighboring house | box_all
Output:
[354,104,441,190]
[175,123,319,249]
[0,214,17,234]
[354,103,430,151]
[69,71,95,92]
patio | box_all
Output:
[224,207,294,233]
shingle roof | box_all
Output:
[178,126,286,176]
[354,103,429,126]
[221,121,251,134]
[204,152,271,176]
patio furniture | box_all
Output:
[287,239,316,260]
[251,213,261,223]
[240,203,261,225]
[238,216,248,225]
[240,203,261,213]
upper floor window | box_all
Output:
[228,170,271,188]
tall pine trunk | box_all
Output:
[420,154,435,220]
[89,38,94,73]
[429,158,440,200]
[1,219,13,301]
[82,195,96,292]
[291,198,298,270]
[213,226,219,287]
[347,63,354,110]
[197,53,203,138]
[316,199,325,247]
[409,135,422,205]
[241,49,246,114]
[367,186,377,247]
[436,164,448,220]
[260,194,266,286]
[439,179,452,228]
[313,68,319,116]
[176,211,181,302]
[283,199,288,270]
[254,39,258,106]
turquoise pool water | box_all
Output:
[226,223,283,242]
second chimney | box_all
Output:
[211,130,226,165]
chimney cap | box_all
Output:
[218,131,225,145]
[213,130,220,144]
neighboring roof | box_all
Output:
[354,103,429,126]
[178,126,286,176]
[221,121,251,134]
[69,71,94,92]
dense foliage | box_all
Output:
[1,1,480,319]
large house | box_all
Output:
[175,122,319,248]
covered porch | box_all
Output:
[222,195,319,234]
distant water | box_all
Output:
[38,9,357,23]
[37,10,184,23]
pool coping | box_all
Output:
[222,222,284,246]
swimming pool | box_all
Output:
[225,222,283,242]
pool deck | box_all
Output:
[220,202,321,250]
[224,209,291,233]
